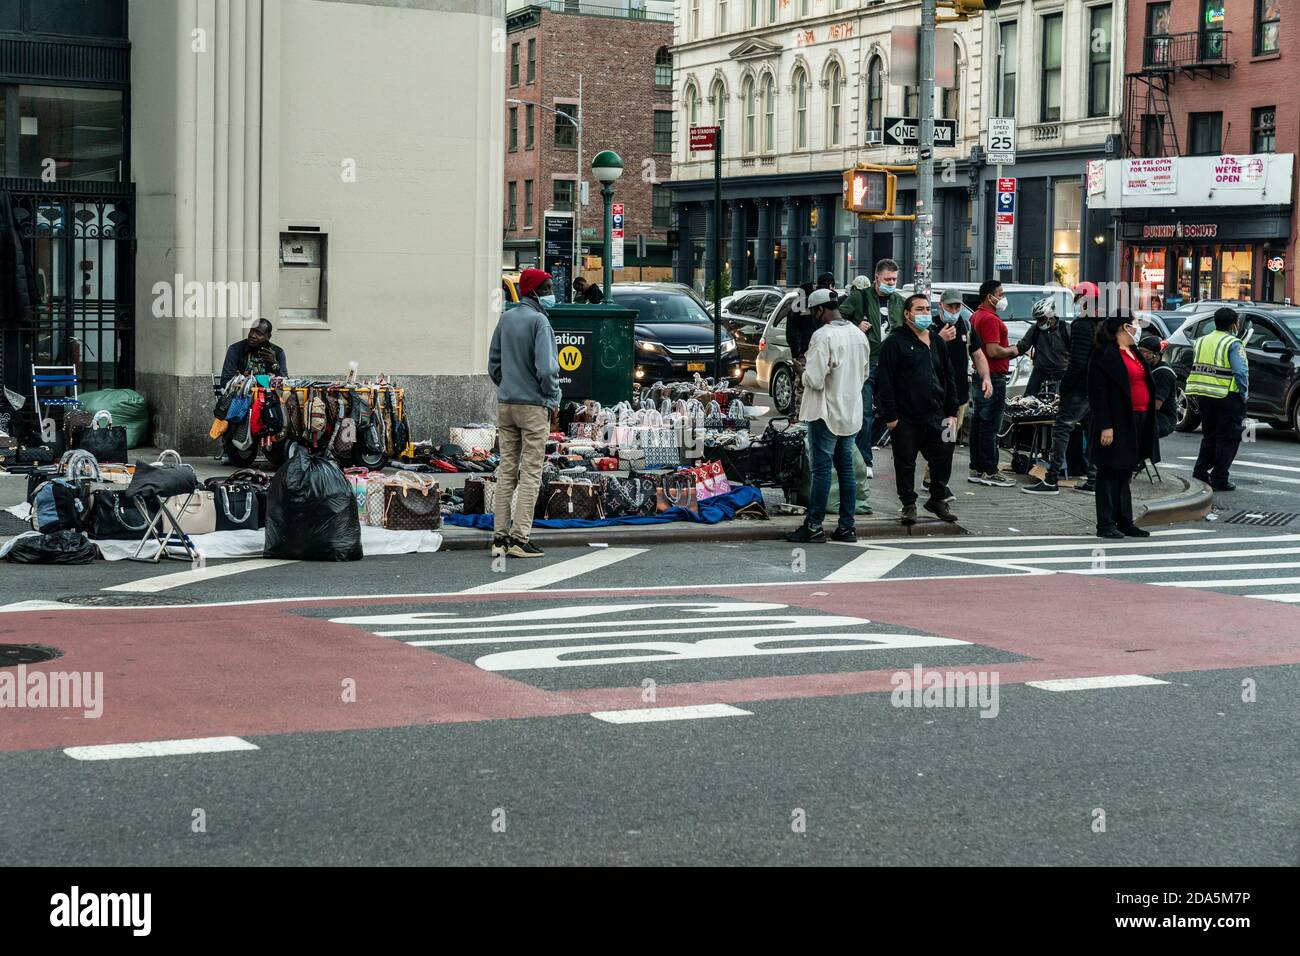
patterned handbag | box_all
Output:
[568,422,598,440]
[544,479,605,520]
[462,475,496,515]
[643,442,681,469]
[655,472,699,514]
[383,481,443,530]
[449,423,497,454]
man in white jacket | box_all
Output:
[786,288,870,544]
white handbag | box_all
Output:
[449,424,497,453]
[165,491,218,535]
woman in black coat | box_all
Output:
[1087,314,1156,539]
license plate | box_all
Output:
[687,362,706,371]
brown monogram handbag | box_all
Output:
[544,479,605,520]
[382,481,442,530]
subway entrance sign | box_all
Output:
[544,302,637,405]
[554,330,592,398]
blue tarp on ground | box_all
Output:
[442,484,764,530]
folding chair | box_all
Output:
[32,364,80,443]
[122,450,203,563]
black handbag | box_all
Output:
[214,484,261,531]
[87,490,158,540]
[17,444,54,465]
[74,411,129,464]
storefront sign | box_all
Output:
[1122,157,1177,195]
[543,213,574,303]
[1141,222,1219,239]
[1268,256,1286,272]
[554,330,593,398]
[1212,154,1266,188]
[1087,159,1107,197]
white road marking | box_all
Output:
[985,546,1300,565]
[332,602,784,628]
[102,559,298,593]
[1026,675,1170,692]
[821,547,911,582]
[1065,560,1300,575]
[1181,456,1300,474]
[591,704,752,724]
[906,534,1300,555]
[1164,462,1300,486]
[64,736,260,761]
[1153,576,1300,589]
[460,547,646,594]
[1249,593,1300,603]
[0,600,77,613]
[408,614,872,646]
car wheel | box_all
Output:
[1173,383,1201,432]
[1292,399,1300,436]
[356,447,387,470]
[771,365,795,416]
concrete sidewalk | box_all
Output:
[1,442,1211,548]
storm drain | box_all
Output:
[57,593,191,607]
[0,644,63,667]
[1222,511,1298,528]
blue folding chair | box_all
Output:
[32,365,81,442]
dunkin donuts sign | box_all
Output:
[1142,223,1219,240]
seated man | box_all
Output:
[221,318,287,387]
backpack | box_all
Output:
[282,390,302,441]
[332,393,356,456]
[261,389,285,435]
[32,478,91,533]
[306,390,329,448]
[352,391,383,457]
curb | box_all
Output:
[1137,475,1213,527]
[438,516,970,551]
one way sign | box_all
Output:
[881,116,957,148]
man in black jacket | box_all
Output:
[877,293,960,525]
[220,318,288,387]
[1016,296,1071,400]
[1023,291,1098,495]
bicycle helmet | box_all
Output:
[1030,297,1057,322]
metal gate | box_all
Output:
[1,179,135,408]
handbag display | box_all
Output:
[655,472,699,514]
[643,443,681,469]
[214,484,260,531]
[382,482,442,531]
[544,479,605,520]
[462,476,496,515]
[87,491,159,540]
[449,424,497,454]
[164,490,218,536]
[17,445,55,465]
[74,410,129,463]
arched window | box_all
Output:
[827,61,843,147]
[711,78,727,140]
[793,68,809,150]
[654,47,672,90]
[684,82,701,134]
[743,77,756,154]
[866,56,883,138]
[942,45,962,135]
[762,74,775,152]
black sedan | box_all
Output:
[1164,306,1300,434]
[609,284,743,385]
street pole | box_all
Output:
[916,0,936,299]
[576,74,582,297]
[601,183,614,304]
[713,126,723,382]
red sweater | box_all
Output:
[1122,348,1150,413]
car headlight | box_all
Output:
[721,338,737,355]
[636,339,667,356]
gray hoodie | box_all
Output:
[489,297,562,409]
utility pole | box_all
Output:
[576,74,583,291]
[916,0,936,299]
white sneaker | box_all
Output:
[863,466,874,479]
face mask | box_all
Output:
[913,313,933,331]
[995,297,1009,312]
[1037,319,1052,329]
[942,308,960,324]
[1125,324,1141,342]
[538,294,557,309]
[878,282,898,296]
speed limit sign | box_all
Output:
[987,118,1016,165]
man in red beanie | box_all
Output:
[489,267,561,558]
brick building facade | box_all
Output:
[503,4,674,296]
[1103,0,1296,305]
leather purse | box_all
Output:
[544,479,605,520]
[449,424,497,454]
[655,473,699,514]
[382,481,443,531]
[214,484,261,531]
[74,410,129,463]
[462,476,496,515]
[86,491,159,540]
[165,491,218,535]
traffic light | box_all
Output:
[842,167,896,217]
[939,0,1002,17]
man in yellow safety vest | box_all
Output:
[1185,308,1249,492]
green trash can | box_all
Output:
[546,303,636,407]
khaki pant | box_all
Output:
[494,403,551,540]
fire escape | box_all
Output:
[1124,29,1233,158]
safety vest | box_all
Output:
[1185,330,1239,399]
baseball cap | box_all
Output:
[939,289,962,306]
[519,268,551,297]
[807,288,838,309]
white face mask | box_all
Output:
[995,297,1009,312]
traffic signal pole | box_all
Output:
[713,127,723,382]
[916,0,936,299]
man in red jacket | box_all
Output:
[966,280,1018,487]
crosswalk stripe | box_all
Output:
[988,546,1300,565]
[1153,576,1300,589]
[64,736,260,760]
[822,547,910,582]
[591,704,752,724]
[910,534,1300,555]
[1065,560,1300,575]
[460,547,646,594]
[1026,675,1170,692]
[1180,456,1300,474]
[1165,462,1300,486]
[102,558,298,593]
[1248,593,1300,603]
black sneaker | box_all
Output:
[1074,479,1097,494]
[490,532,510,557]
[923,499,957,522]
[1096,528,1125,539]
[1021,477,1059,495]
[785,524,827,544]
[1192,471,1211,484]
[830,526,858,543]
[1119,525,1151,538]
[1211,481,1237,492]
[921,475,931,488]
[507,537,545,558]
[901,503,918,526]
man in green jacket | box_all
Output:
[839,257,906,474]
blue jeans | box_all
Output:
[968,373,1007,475]
[854,366,878,465]
[808,418,857,532]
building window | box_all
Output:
[527,38,536,83]
[1052,178,1082,288]
[654,109,673,154]
[717,0,728,34]
[690,0,700,40]
[1088,5,1112,118]
[762,74,775,152]
[800,0,809,15]
[866,56,883,135]
[554,103,578,149]
[711,79,727,140]
[904,86,918,118]
[1189,111,1223,154]
[749,0,759,28]
[1141,114,1167,157]
[508,181,517,229]
[768,0,777,26]
[653,186,672,230]
[524,180,534,228]
[743,77,756,154]
[1041,14,1063,123]
[1146,3,1172,67]
[525,104,535,149]
[827,62,842,147]
[553,179,574,213]
[1201,0,1227,61]
[1256,0,1282,55]
[1252,106,1276,152]
[941,46,960,133]
[508,107,518,151]
[510,43,519,86]
[997,21,1017,116]
[15,86,125,181]
[793,68,808,150]
[655,47,673,89]
[26,0,128,38]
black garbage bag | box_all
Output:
[4,530,97,564]
[264,443,363,561]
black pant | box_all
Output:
[892,420,954,506]
[1193,393,1246,485]
[1095,466,1136,533]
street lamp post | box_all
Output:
[590,150,624,305]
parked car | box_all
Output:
[719,285,787,369]
[1163,305,1300,434]
[1174,298,1260,314]
[609,283,743,386]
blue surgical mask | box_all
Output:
[941,308,960,324]
[538,294,557,309]
[913,313,933,331]
[878,283,898,296]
